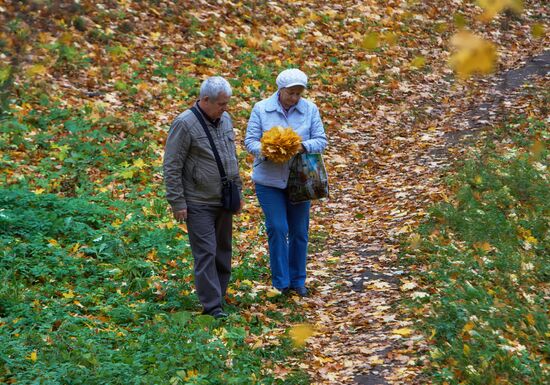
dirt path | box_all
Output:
[428,50,550,160]
[301,50,549,384]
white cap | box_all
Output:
[276,68,308,90]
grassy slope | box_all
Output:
[401,86,549,384]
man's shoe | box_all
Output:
[280,287,291,295]
[292,287,309,297]
[211,309,228,319]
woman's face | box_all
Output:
[279,85,305,109]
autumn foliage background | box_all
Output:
[0,0,548,384]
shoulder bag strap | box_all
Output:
[190,106,228,183]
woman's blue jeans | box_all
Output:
[255,183,310,290]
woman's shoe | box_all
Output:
[292,287,309,297]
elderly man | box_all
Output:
[163,76,242,319]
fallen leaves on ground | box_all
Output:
[0,0,548,383]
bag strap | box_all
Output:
[190,106,228,183]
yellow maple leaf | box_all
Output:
[531,23,545,38]
[430,347,442,359]
[26,64,48,77]
[58,32,73,45]
[524,235,538,245]
[361,32,379,50]
[120,169,134,179]
[289,323,315,346]
[133,158,146,169]
[383,31,398,46]
[184,369,198,380]
[368,355,384,365]
[392,327,413,337]
[463,321,475,333]
[410,56,426,69]
[62,290,75,299]
[96,187,109,192]
[261,126,302,163]
[48,239,59,247]
[474,241,492,252]
[530,139,544,159]
[28,351,38,362]
[449,32,497,79]
[517,227,538,244]
[38,32,54,44]
[408,233,421,249]
[266,288,282,297]
[147,249,158,261]
[246,36,263,49]
[203,57,221,68]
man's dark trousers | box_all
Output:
[186,203,232,314]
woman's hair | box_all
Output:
[199,76,232,100]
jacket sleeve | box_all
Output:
[302,104,327,153]
[244,104,263,158]
[163,117,191,211]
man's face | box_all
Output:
[279,85,305,109]
[203,93,230,120]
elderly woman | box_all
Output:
[245,69,327,297]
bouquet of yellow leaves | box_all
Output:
[261,126,302,163]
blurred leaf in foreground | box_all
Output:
[289,324,315,347]
[531,23,545,39]
[449,31,497,79]
[477,0,523,21]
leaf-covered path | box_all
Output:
[298,49,549,384]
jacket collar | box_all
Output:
[195,100,220,127]
[265,92,306,115]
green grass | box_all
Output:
[401,116,549,385]
[0,106,310,384]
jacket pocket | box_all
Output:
[224,130,236,151]
[191,161,201,185]
[254,159,283,183]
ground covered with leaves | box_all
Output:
[0,0,548,384]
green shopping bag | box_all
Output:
[287,153,329,203]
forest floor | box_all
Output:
[1,1,548,384]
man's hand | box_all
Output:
[174,208,187,223]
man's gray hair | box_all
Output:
[199,76,232,100]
